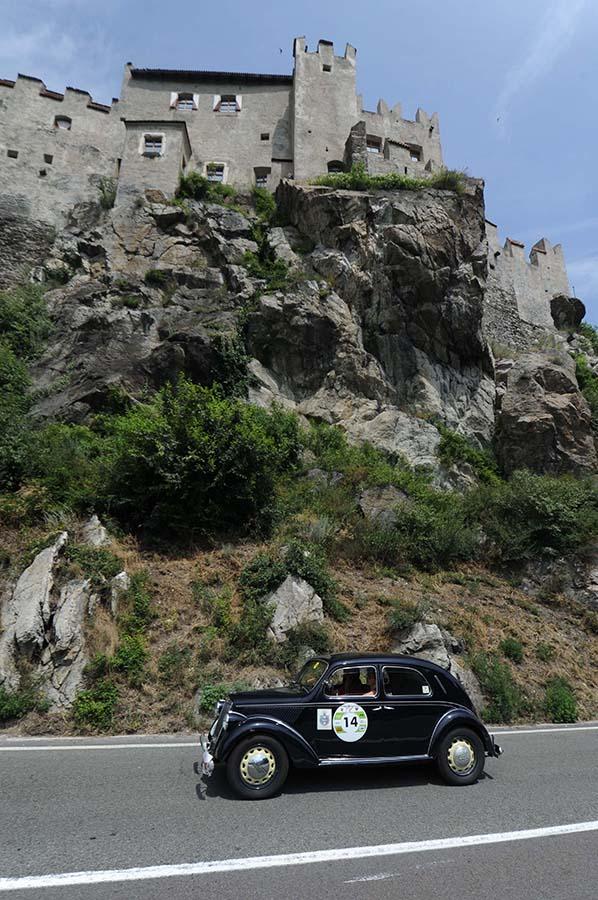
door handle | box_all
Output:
[372,706,383,711]
[372,706,394,712]
[383,706,394,711]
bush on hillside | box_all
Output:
[471,652,526,723]
[104,378,301,534]
[545,676,577,723]
[468,470,598,563]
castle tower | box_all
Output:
[292,38,358,181]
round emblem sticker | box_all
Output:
[333,703,368,742]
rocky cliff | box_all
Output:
[15,179,594,478]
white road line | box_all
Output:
[1,821,597,892]
[494,726,598,736]
[0,742,199,752]
[0,724,596,752]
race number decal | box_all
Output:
[333,703,368,742]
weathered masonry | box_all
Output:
[0,35,573,335]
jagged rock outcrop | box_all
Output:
[550,295,585,330]
[495,352,597,475]
[391,621,483,711]
[358,485,408,528]
[262,575,324,643]
[0,519,125,709]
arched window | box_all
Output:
[327,160,345,174]
[54,115,72,130]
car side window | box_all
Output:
[382,666,432,697]
[324,666,378,699]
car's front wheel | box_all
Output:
[436,728,485,786]
[226,735,289,800]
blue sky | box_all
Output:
[3,0,598,320]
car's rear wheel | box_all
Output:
[436,728,485,786]
[226,735,289,800]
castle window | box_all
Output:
[215,94,240,113]
[143,135,163,157]
[44,154,53,165]
[366,135,382,154]
[410,147,422,162]
[39,169,47,178]
[260,132,270,141]
[175,93,196,111]
[206,163,225,182]
[7,149,18,159]
[322,64,332,72]
[54,115,72,130]
[327,160,345,173]
[254,166,271,188]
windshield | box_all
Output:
[294,658,329,690]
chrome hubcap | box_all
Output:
[240,746,276,786]
[447,738,475,774]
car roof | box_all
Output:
[324,653,450,674]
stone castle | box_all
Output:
[0,35,572,337]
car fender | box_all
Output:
[428,708,495,757]
[218,716,320,768]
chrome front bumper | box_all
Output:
[199,734,215,777]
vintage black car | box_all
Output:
[200,653,502,799]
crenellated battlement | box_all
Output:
[0,72,118,113]
[484,220,570,336]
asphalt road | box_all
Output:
[0,723,597,899]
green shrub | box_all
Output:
[387,598,424,631]
[545,676,577,723]
[64,545,122,582]
[176,170,237,205]
[0,284,51,359]
[471,652,526,723]
[436,426,500,485]
[536,642,555,662]
[226,598,274,665]
[98,177,117,210]
[118,572,155,634]
[111,634,148,683]
[278,624,331,669]
[72,680,118,730]
[468,470,598,563]
[239,541,347,620]
[105,379,301,534]
[210,332,249,397]
[575,354,598,433]
[0,685,45,722]
[577,322,598,355]
[312,162,465,194]
[0,344,34,490]
[499,637,524,663]
[354,490,476,572]
[207,589,233,632]
[144,269,171,288]
[252,186,276,221]
[198,680,249,713]
[26,423,105,511]
[242,251,294,291]
[158,646,191,684]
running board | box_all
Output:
[318,754,430,767]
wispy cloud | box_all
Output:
[495,0,588,132]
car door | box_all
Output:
[377,665,448,757]
[300,665,389,759]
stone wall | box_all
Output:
[119,66,293,191]
[484,220,571,345]
[117,120,192,202]
[0,74,123,226]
